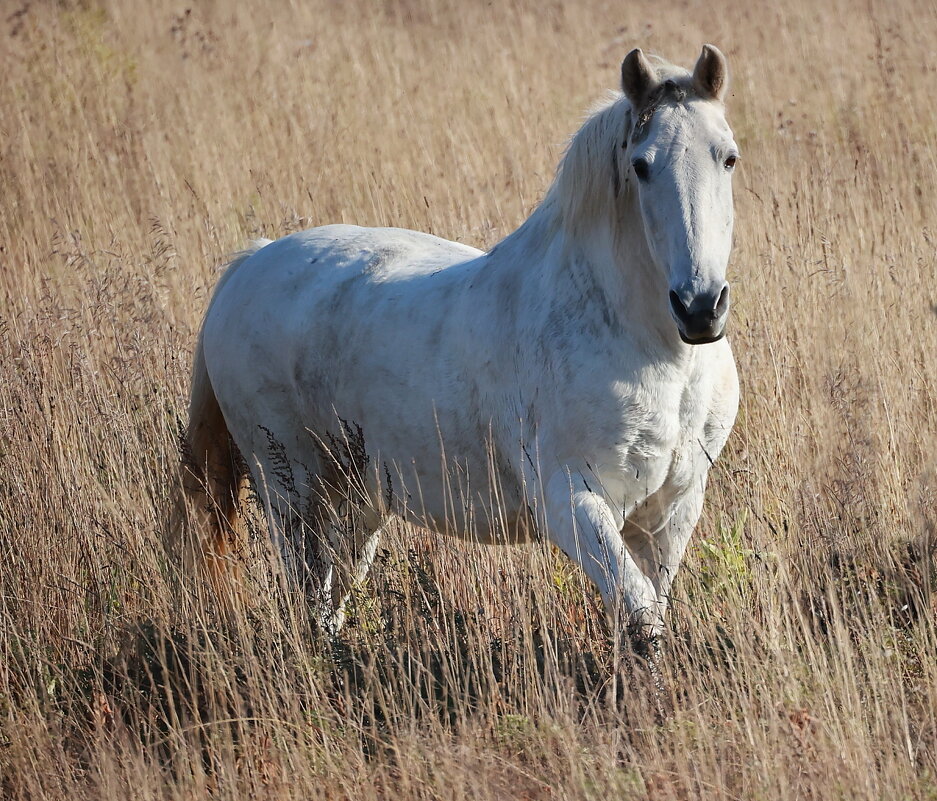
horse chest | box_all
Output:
[578,371,713,517]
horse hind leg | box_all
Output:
[273,478,384,634]
[244,424,385,632]
[266,458,384,633]
[319,521,383,633]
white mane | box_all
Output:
[547,92,633,233]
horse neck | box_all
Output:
[501,190,690,360]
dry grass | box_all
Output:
[2,0,936,798]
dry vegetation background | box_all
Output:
[1,0,936,798]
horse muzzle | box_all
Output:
[669,282,730,345]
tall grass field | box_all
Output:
[1,0,935,798]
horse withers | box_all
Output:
[180,45,741,645]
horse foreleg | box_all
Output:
[619,483,705,621]
[544,468,663,640]
[653,485,706,614]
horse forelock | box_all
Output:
[630,63,697,144]
[533,58,712,238]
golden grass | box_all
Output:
[1,0,936,798]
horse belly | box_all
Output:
[304,396,529,544]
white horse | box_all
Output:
[181,45,740,643]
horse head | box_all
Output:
[621,45,739,344]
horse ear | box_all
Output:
[692,44,728,102]
[621,48,658,108]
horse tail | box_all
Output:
[169,240,272,598]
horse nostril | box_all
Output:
[715,284,730,316]
[669,290,689,321]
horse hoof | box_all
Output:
[625,618,663,661]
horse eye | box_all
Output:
[724,154,738,171]
[632,158,650,182]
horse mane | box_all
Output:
[527,58,693,239]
